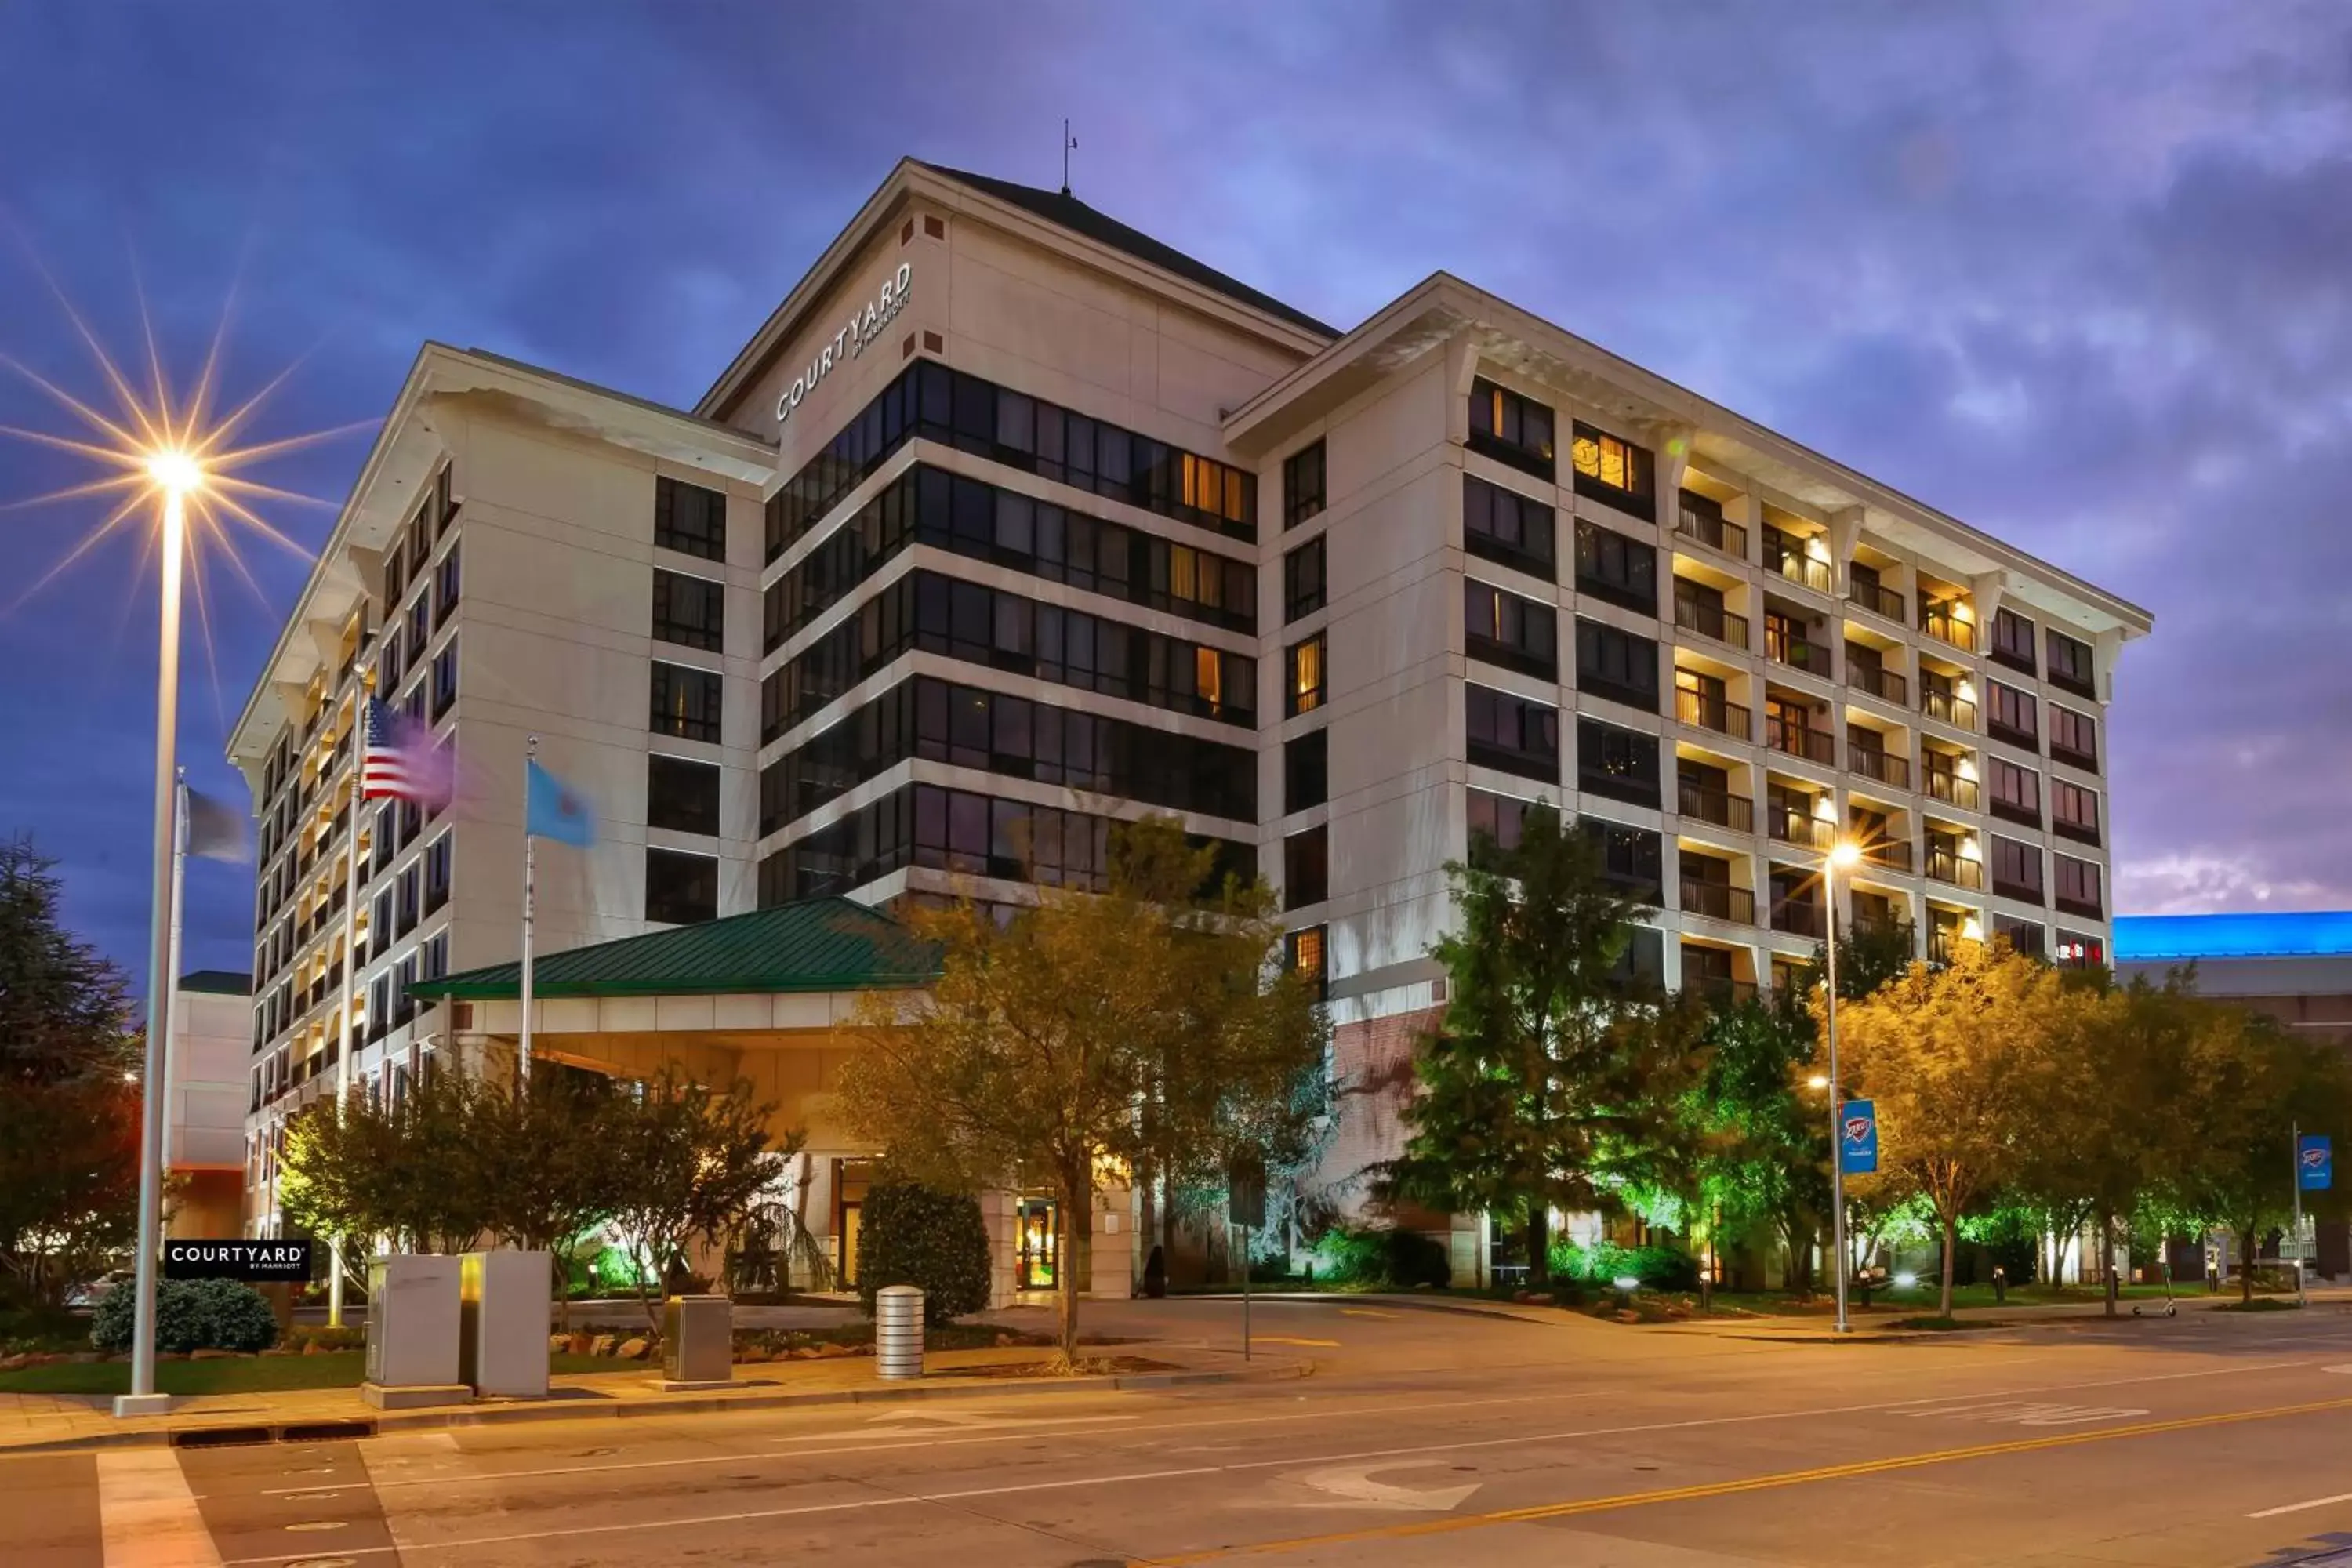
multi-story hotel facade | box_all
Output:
[228,160,2151,1270]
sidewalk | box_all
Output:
[1648,1282,2352,1340]
[0,1341,1306,1456]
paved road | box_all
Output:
[20,1295,2352,1566]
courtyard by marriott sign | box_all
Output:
[163,1240,313,1282]
[775,261,913,426]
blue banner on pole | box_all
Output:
[2299,1134,2332,1192]
[1839,1098,1879,1174]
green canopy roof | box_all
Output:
[408,897,939,1003]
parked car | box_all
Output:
[64,1268,136,1308]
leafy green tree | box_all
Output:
[0,839,142,1307]
[1833,940,2061,1316]
[473,1065,632,1326]
[841,817,1322,1367]
[1686,992,1828,1298]
[856,1181,992,1324]
[1386,803,1711,1289]
[281,1062,492,1260]
[601,1068,789,1334]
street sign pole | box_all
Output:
[2294,1122,2307,1308]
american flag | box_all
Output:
[361,698,445,804]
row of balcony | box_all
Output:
[1670,506,1981,655]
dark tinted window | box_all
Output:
[1468,377,1555,480]
[1573,519,1657,615]
[655,476,728,561]
[1284,441,1327,530]
[1285,729,1328,814]
[1284,825,1329,909]
[2047,628,2096,695]
[1463,475,1555,578]
[1991,608,2037,673]
[651,661,722,743]
[1575,618,1661,712]
[652,569,724,652]
[1466,684,1559,783]
[1576,718,1661,808]
[1285,535,1327,622]
[1465,578,1559,678]
[648,753,721,837]
[645,848,718,924]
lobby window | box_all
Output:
[2047,628,2096,697]
[1284,535,1327,622]
[1467,377,1556,481]
[648,753,722,837]
[1575,617,1661,713]
[1986,679,2038,750]
[1284,925,1327,1000]
[1573,519,1658,616]
[1465,578,1559,679]
[650,661,722,743]
[655,475,728,561]
[2053,779,2100,844]
[1284,441,1327,531]
[1283,824,1329,910]
[434,542,461,619]
[1990,608,2038,674]
[645,847,718,925]
[1285,728,1328,813]
[1466,684,1559,784]
[1576,717,1661,809]
[1287,632,1327,717]
[1569,422,1656,521]
[1988,757,2041,827]
[2054,853,2103,917]
[2056,930,2107,969]
[1990,835,2045,903]
[652,568,725,652]
[1463,476,1556,579]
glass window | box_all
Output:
[1463,475,1556,578]
[1465,578,1559,678]
[1284,925,1327,997]
[1573,520,1657,614]
[650,661,722,743]
[2055,853,2103,914]
[2053,779,2100,840]
[1986,679,2038,746]
[1994,913,2046,959]
[1576,718,1661,808]
[1285,728,1328,814]
[1287,633,1327,717]
[1575,617,1661,713]
[1989,757,2041,822]
[645,847,718,924]
[1467,377,1555,480]
[648,753,722,837]
[1569,421,1656,518]
[652,569,725,652]
[1991,835,2044,901]
[1991,607,2038,673]
[1284,824,1329,910]
[1466,684,1560,783]
[1284,441,1327,530]
[434,543,461,617]
[1284,536,1327,622]
[2049,705,2099,768]
[2047,628,2096,695]
[655,477,728,561]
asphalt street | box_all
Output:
[18,1295,2352,1566]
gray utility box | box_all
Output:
[461,1250,550,1399]
[664,1295,734,1385]
[366,1254,462,1390]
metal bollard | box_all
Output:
[874,1285,924,1380]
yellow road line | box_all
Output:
[1137,1392,2352,1565]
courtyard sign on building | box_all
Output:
[775,261,913,425]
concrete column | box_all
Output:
[1827,506,1866,596]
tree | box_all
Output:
[601,1068,788,1334]
[840,817,1322,1368]
[281,1062,492,1261]
[0,839,142,1308]
[1385,803,1711,1289]
[855,1181,992,1324]
[474,1065,630,1326]
[1831,940,2061,1316]
[1686,991,1828,1299]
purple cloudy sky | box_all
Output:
[1,3,2344,987]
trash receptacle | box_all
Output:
[663,1294,734,1386]
[875,1285,924,1380]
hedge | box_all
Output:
[90,1278,279,1353]
[856,1183,992,1325]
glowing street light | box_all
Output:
[1821,837,1862,1337]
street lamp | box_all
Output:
[1821,837,1862,1338]
[114,449,202,1419]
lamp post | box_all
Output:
[1821,837,1862,1338]
[114,452,201,1419]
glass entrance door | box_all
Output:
[1016,1197,1059,1290]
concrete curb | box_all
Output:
[0,1357,1308,1457]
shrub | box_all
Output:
[91,1279,279,1353]
[1550,1240,1698,1291]
[857,1182,992,1325]
[1314,1224,1454,1289]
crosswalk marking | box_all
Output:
[96,1450,222,1568]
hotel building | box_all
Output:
[227,159,2151,1274]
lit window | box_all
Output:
[1195,646,1223,713]
[1288,633,1326,717]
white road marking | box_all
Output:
[1904,1400,2148,1427]
[98,1449,223,1568]
[2249,1489,2352,1519]
[1297,1462,1480,1512]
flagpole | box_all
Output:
[328,681,370,1328]
[519,734,538,1087]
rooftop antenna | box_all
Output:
[1062,120,1077,197]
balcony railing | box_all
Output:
[1922,770,1980,811]
[1675,688,1751,742]
[1926,848,1984,890]
[1768,808,1834,850]
[1849,746,1911,791]
[1766,715,1836,766]
[1674,594,1748,649]
[1921,604,1976,652]
[1850,662,1908,706]
[1921,688,1977,729]
[1766,625,1834,678]
[1680,877,1756,924]
[1770,898,1827,939]
[1679,782,1755,833]
[1848,581,1907,622]
[1674,503,1748,560]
